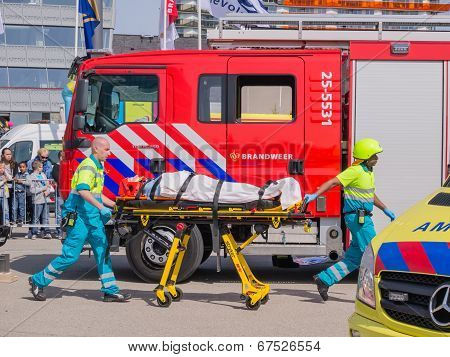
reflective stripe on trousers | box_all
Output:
[318,213,376,287]
[31,214,119,294]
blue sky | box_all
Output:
[114,0,160,36]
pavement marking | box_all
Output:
[2,263,98,337]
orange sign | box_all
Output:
[283,0,450,12]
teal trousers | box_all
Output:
[32,213,119,294]
[318,213,376,287]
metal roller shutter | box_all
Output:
[354,61,444,231]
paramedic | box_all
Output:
[28,137,131,303]
[304,138,395,301]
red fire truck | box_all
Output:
[61,15,450,282]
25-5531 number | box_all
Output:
[321,71,333,126]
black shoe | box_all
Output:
[28,277,46,301]
[103,292,132,302]
[313,275,329,301]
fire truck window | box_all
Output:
[198,75,225,123]
[236,76,294,124]
[84,75,159,133]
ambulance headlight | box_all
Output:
[357,244,376,308]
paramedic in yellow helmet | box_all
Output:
[304,138,395,301]
[28,137,131,303]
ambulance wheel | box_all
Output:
[126,224,204,283]
[156,292,172,308]
[245,297,261,311]
[171,287,183,302]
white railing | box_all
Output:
[1,178,63,238]
[208,14,450,48]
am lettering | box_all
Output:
[413,222,450,232]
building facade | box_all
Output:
[0,0,115,125]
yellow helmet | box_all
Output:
[353,138,383,160]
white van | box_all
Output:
[0,123,66,165]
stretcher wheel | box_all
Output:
[171,287,183,302]
[245,297,261,311]
[156,292,172,308]
[261,294,269,304]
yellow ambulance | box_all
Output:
[348,177,450,336]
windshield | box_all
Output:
[82,75,159,133]
[0,139,10,149]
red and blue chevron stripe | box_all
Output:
[73,124,235,197]
[375,241,450,276]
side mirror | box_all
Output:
[111,91,120,120]
[74,79,89,114]
[73,115,85,131]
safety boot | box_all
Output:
[28,277,46,301]
[103,292,132,302]
[313,275,329,301]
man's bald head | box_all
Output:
[91,137,111,162]
[92,137,109,151]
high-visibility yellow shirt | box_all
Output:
[71,155,104,196]
[65,154,104,215]
[336,164,375,214]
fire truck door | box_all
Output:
[226,56,305,187]
[72,68,167,197]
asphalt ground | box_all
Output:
[0,232,358,337]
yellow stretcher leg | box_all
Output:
[221,228,270,310]
[154,224,192,308]
[154,223,269,310]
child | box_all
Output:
[13,161,29,225]
[27,161,52,240]
[0,162,10,225]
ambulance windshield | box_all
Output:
[83,74,159,133]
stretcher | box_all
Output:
[115,192,311,310]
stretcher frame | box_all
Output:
[115,197,311,310]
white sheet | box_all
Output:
[149,171,301,210]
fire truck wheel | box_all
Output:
[125,224,204,283]
[197,224,212,264]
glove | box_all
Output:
[383,208,396,222]
[304,193,318,204]
[100,207,113,224]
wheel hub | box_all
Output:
[143,227,174,266]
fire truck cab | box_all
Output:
[62,14,450,282]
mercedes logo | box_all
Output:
[429,284,450,329]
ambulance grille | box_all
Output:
[428,192,450,206]
[381,272,447,286]
[379,272,450,333]
[384,309,437,331]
